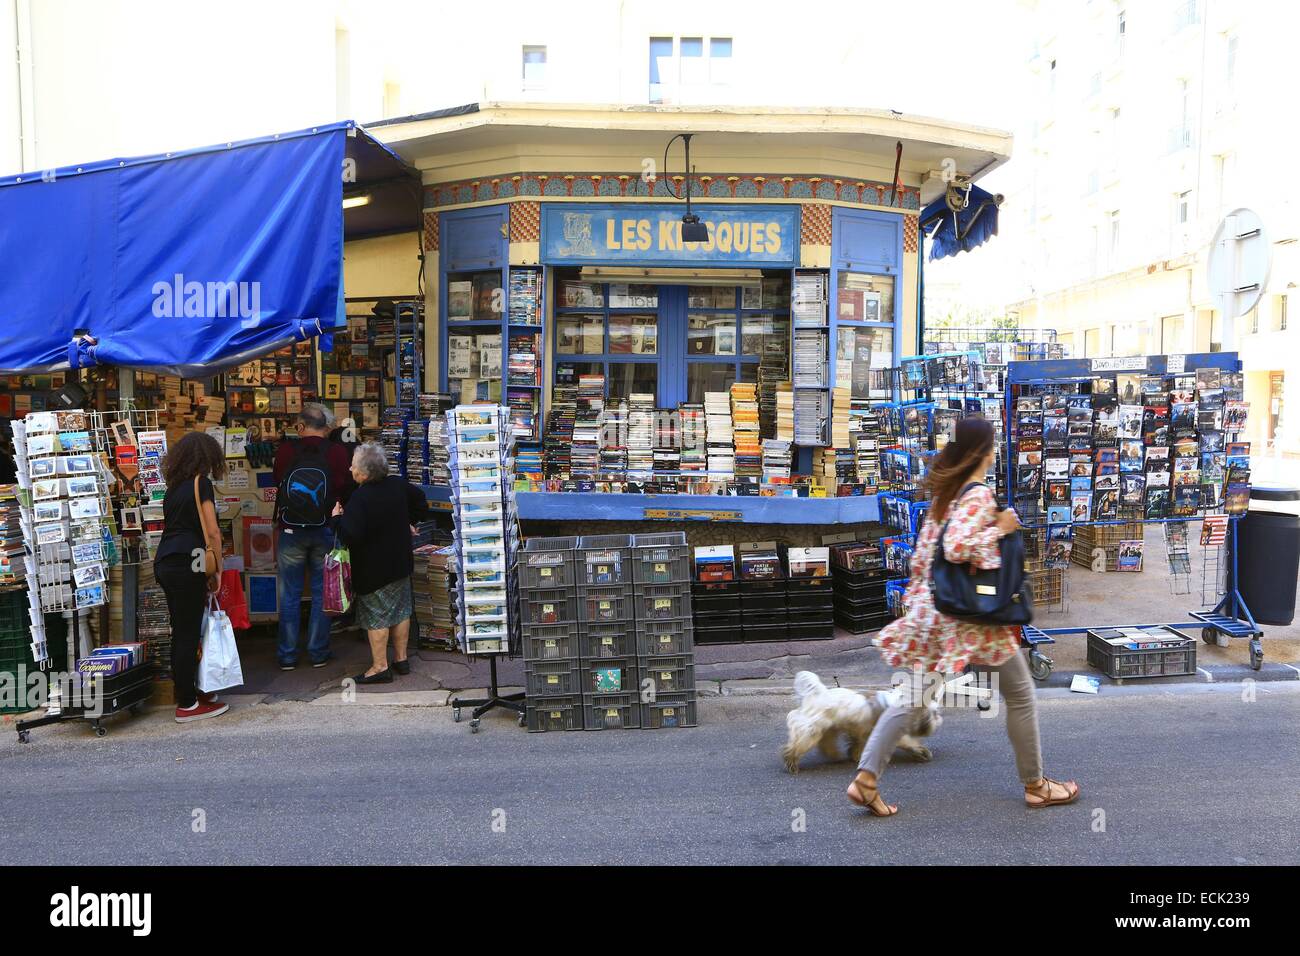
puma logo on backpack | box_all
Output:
[278,441,333,527]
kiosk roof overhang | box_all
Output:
[364,102,1012,206]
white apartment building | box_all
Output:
[1004,0,1300,463]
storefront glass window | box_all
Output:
[688,312,738,356]
[608,314,658,355]
[446,270,504,322]
[686,361,755,404]
[836,270,894,324]
[606,362,658,403]
[556,313,604,354]
[740,312,790,359]
[836,326,893,399]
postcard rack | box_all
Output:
[1004,352,1264,679]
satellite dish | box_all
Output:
[1207,208,1271,321]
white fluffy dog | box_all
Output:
[782,671,942,774]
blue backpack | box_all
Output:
[277,440,333,527]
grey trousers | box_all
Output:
[857,651,1044,784]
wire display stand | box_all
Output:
[1006,352,1265,679]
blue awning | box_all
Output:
[0,120,414,375]
[920,183,1003,261]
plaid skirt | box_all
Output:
[356,577,413,631]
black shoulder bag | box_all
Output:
[930,482,1034,626]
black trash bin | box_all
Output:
[1236,486,1300,626]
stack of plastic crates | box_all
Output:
[576,534,641,729]
[630,533,697,729]
[830,540,891,634]
[0,590,69,715]
[519,536,583,732]
[691,558,740,646]
[739,561,787,643]
[786,553,834,640]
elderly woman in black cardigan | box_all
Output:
[330,441,430,685]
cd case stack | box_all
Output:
[447,406,520,657]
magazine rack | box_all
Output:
[1004,352,1264,678]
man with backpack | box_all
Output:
[273,404,354,670]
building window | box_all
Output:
[649,37,674,103]
[1177,191,1191,225]
[1279,295,1289,331]
[1250,306,1259,335]
[649,36,734,104]
[522,46,546,89]
[1108,210,1120,266]
[1161,315,1184,353]
[1225,34,1238,89]
[1117,10,1126,54]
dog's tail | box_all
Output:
[792,671,826,702]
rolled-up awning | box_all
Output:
[920,182,1003,261]
[0,120,414,376]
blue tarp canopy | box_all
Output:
[920,183,1002,261]
[0,120,415,375]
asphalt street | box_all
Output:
[1,680,1297,865]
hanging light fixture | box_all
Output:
[664,133,709,243]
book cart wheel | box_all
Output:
[518,713,527,728]
[1250,639,1264,671]
[1028,650,1053,681]
[469,718,481,733]
[452,707,462,723]
[17,730,30,744]
[1201,628,1216,644]
[93,722,107,738]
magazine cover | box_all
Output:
[1116,539,1144,572]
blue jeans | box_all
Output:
[277,526,333,664]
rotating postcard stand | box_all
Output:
[1005,352,1264,679]
[444,406,525,732]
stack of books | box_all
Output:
[627,393,655,480]
[653,408,681,492]
[506,332,541,386]
[730,383,761,479]
[704,392,735,479]
[599,399,628,480]
[412,543,458,650]
[679,403,707,478]
[776,383,795,443]
[507,268,543,326]
[0,484,26,591]
[543,383,576,479]
[794,389,829,445]
[571,375,604,479]
[761,439,793,485]
[792,272,828,327]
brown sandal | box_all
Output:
[1024,776,1080,808]
[847,773,898,817]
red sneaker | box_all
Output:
[175,700,229,723]
[197,690,219,705]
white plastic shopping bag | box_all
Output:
[198,595,245,692]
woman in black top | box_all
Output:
[155,432,229,722]
[331,441,430,684]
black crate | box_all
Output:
[788,621,835,641]
[835,609,893,634]
[692,580,740,598]
[577,534,634,585]
[641,654,695,695]
[525,658,584,697]
[788,608,833,627]
[579,656,641,696]
[739,591,786,612]
[522,623,581,661]
[642,691,699,729]
[635,617,694,657]
[787,580,835,611]
[744,610,788,627]
[634,583,691,622]
[578,620,638,659]
[740,578,786,597]
[526,694,583,733]
[691,581,740,615]
[695,622,740,645]
[520,588,580,627]
[630,532,692,585]
[743,622,789,642]
[1086,631,1196,679]
[578,584,635,624]
[834,577,888,602]
[519,552,578,591]
[693,609,741,630]
[583,692,643,730]
[833,566,888,584]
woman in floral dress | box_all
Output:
[847,416,1080,816]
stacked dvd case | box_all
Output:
[447,406,520,657]
[704,392,734,480]
[730,383,761,479]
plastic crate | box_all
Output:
[578,620,638,659]
[1072,523,1146,572]
[835,609,893,634]
[526,695,583,733]
[634,583,691,622]
[788,608,833,626]
[1029,567,1064,607]
[833,565,888,583]
[0,590,28,637]
[789,620,836,641]
[577,534,634,585]
[519,552,578,591]
[693,609,741,630]
[641,654,695,696]
[522,623,581,661]
[742,622,789,642]
[630,532,692,585]
[1086,630,1196,679]
[787,580,834,611]
[833,577,888,602]
[578,584,635,624]
[739,591,786,612]
[583,692,643,730]
[635,617,694,656]
[520,588,580,627]
[696,622,740,645]
[691,581,740,615]
[580,656,641,696]
[642,691,699,729]
[744,610,788,627]
[740,578,786,597]
[525,658,584,697]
